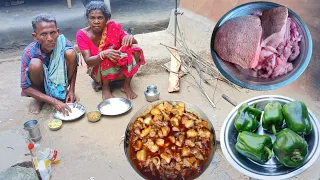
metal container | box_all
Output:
[220,95,320,180]
[97,97,132,116]
[144,85,160,102]
[53,103,86,121]
[23,120,42,142]
[210,1,312,91]
[124,100,216,180]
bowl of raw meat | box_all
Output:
[210,1,312,90]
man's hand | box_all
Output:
[122,35,134,46]
[54,99,72,115]
[66,90,76,103]
[102,49,121,63]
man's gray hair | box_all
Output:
[32,13,57,32]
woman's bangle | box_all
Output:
[99,52,104,60]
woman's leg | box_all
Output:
[101,71,125,100]
[133,51,141,64]
[121,76,137,100]
[102,78,114,100]
[121,51,141,100]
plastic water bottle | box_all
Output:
[28,143,41,180]
[36,145,60,163]
[28,143,53,180]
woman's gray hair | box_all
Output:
[85,1,111,20]
[32,13,57,32]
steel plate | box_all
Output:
[53,103,86,121]
[97,98,132,116]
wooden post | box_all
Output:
[67,0,72,9]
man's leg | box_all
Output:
[65,49,78,102]
[65,49,77,83]
[28,58,45,114]
[121,51,141,100]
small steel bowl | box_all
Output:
[124,100,217,180]
[48,119,63,131]
[210,1,312,91]
[220,95,320,180]
[87,111,101,123]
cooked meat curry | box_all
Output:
[129,102,213,180]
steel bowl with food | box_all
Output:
[210,1,312,91]
[53,103,86,121]
[220,95,320,180]
[124,100,216,180]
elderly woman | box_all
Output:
[76,1,145,100]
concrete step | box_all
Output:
[0,0,175,49]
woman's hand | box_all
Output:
[102,49,121,63]
[122,35,134,46]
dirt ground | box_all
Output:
[0,47,319,179]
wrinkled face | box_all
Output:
[32,22,60,53]
[88,10,107,33]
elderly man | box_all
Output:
[20,13,78,114]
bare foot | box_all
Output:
[102,87,114,100]
[121,85,138,100]
[29,99,44,115]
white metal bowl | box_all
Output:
[53,103,86,121]
[97,98,132,116]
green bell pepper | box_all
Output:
[282,101,312,136]
[235,131,273,164]
[273,128,308,168]
[262,102,284,134]
[234,103,262,132]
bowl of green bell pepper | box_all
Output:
[220,95,320,180]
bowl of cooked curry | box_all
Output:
[124,100,216,180]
